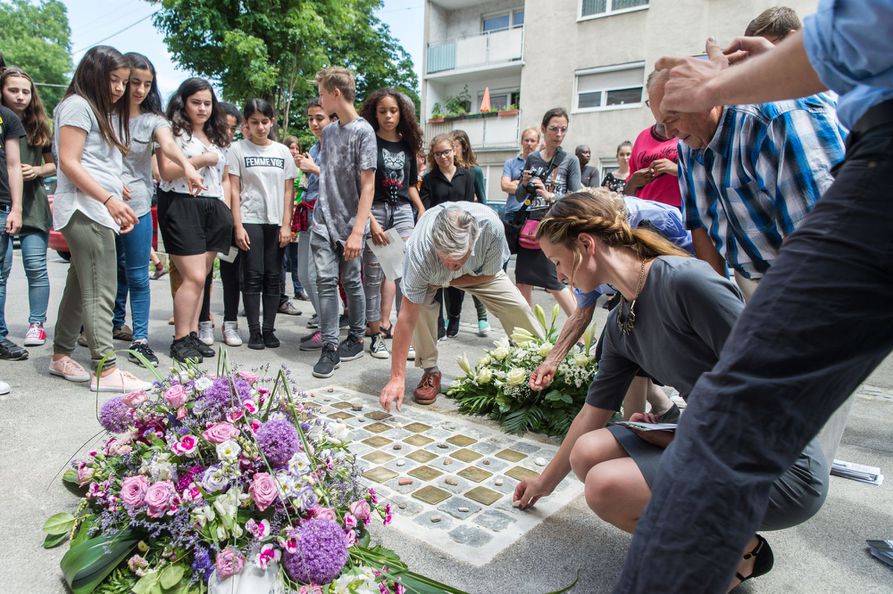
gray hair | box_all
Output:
[431,205,480,259]
[646,68,669,93]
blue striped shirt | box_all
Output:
[680,97,846,280]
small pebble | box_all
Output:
[444,477,458,486]
[397,503,407,509]
[430,515,442,523]
[392,443,402,450]
[398,478,413,486]
[437,443,449,449]
[511,500,522,508]
[482,459,491,466]
[396,460,406,467]
[494,478,504,486]
[443,458,453,466]
[458,506,469,513]
[350,400,363,411]
[534,457,547,467]
[327,387,334,393]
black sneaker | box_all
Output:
[446,317,460,338]
[170,335,202,364]
[189,332,215,358]
[337,335,364,361]
[312,345,340,378]
[0,338,28,361]
[247,330,265,350]
[128,341,159,367]
[339,313,349,328]
[263,330,280,348]
[437,320,446,342]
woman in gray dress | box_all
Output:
[514,190,828,591]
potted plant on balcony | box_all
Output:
[428,102,446,124]
[443,86,471,121]
[480,107,498,118]
[498,104,519,117]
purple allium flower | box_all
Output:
[191,545,214,580]
[99,398,132,433]
[282,518,348,584]
[256,420,300,467]
[196,377,251,421]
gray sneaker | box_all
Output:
[337,335,364,361]
[369,333,389,359]
[312,345,341,378]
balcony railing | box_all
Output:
[425,112,520,150]
[426,28,523,75]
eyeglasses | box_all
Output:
[433,149,453,158]
[546,125,568,134]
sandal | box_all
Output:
[380,324,393,339]
[733,534,774,590]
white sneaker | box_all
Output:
[0,380,9,395]
[407,345,416,361]
[24,323,47,346]
[223,321,242,347]
[198,321,215,345]
[369,333,390,359]
[93,369,153,393]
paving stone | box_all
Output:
[403,422,432,433]
[383,457,418,473]
[403,434,434,447]
[508,441,544,454]
[473,509,515,533]
[407,449,438,463]
[495,449,527,462]
[412,485,451,505]
[450,448,482,463]
[446,434,477,447]
[365,422,393,434]
[465,486,502,506]
[474,456,509,471]
[328,411,354,420]
[448,525,493,547]
[365,411,393,421]
[362,436,392,448]
[469,441,501,455]
[363,466,399,483]
[414,510,453,530]
[457,466,492,483]
[386,495,423,516]
[362,451,395,464]
[487,477,514,495]
[505,466,540,482]
[347,442,372,457]
[437,497,482,519]
[408,465,443,481]
[331,401,353,409]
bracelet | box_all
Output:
[103,194,114,205]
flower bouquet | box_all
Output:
[448,304,597,436]
[44,357,463,594]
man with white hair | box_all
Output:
[379,202,542,410]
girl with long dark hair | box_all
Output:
[113,52,203,367]
[48,45,150,392]
[226,98,297,349]
[0,67,54,348]
[157,77,232,363]
[358,87,425,358]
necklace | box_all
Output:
[617,259,648,336]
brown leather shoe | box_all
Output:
[412,369,442,405]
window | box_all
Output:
[575,62,644,111]
[580,0,648,19]
[478,90,520,111]
[482,8,524,33]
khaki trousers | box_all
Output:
[413,270,543,369]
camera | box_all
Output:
[524,164,550,199]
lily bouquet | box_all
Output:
[448,304,597,436]
[44,359,460,594]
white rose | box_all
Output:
[492,347,509,361]
[193,376,213,391]
[216,440,242,461]
[574,353,591,367]
[476,368,493,384]
[506,368,527,386]
[538,342,554,357]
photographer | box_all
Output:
[511,108,580,315]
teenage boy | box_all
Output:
[311,67,376,378]
[0,102,27,366]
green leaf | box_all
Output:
[43,531,68,549]
[160,564,186,589]
[61,528,140,594]
[132,571,160,594]
[126,348,165,382]
[62,467,80,485]
[545,569,580,594]
[43,512,76,535]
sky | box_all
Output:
[62,0,425,99]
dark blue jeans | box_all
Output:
[616,121,893,592]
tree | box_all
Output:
[149,0,419,140]
[0,0,73,111]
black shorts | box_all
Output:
[158,189,233,256]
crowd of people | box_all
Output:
[0,1,891,590]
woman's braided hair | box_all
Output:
[536,187,689,259]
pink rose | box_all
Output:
[215,547,245,578]
[349,500,371,522]
[120,475,150,508]
[202,422,240,444]
[249,472,279,511]
[121,390,148,408]
[76,463,94,486]
[164,385,188,408]
[311,506,336,522]
[177,406,188,420]
[237,370,259,384]
[144,480,176,518]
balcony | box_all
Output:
[425,112,520,152]
[426,28,524,78]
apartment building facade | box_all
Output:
[421,0,819,205]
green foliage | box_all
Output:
[149,0,419,137]
[94,568,138,594]
[60,528,140,594]
[443,85,471,117]
[0,0,73,111]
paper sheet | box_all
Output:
[217,246,239,263]
[367,228,406,280]
[612,421,678,432]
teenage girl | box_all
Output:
[227,98,297,349]
[116,52,203,367]
[157,78,232,363]
[358,87,425,359]
[48,45,150,392]
[0,67,54,348]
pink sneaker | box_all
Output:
[49,356,90,383]
[24,323,46,346]
[93,369,153,393]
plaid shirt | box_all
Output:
[680,96,846,279]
